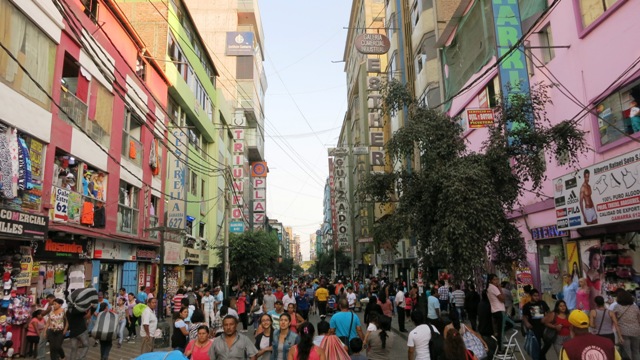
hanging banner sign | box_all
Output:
[167,129,187,231]
[554,148,640,230]
[0,208,48,240]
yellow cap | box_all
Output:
[568,310,589,328]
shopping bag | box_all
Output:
[524,330,540,360]
[90,311,118,341]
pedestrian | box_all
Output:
[251,289,265,333]
[522,288,549,359]
[377,293,393,319]
[477,290,497,357]
[172,306,189,352]
[501,282,514,319]
[465,285,480,331]
[237,290,249,332]
[137,286,148,304]
[443,309,488,360]
[451,284,466,322]
[93,303,117,360]
[66,304,91,360]
[188,309,208,340]
[26,310,45,358]
[184,325,213,360]
[349,338,366,360]
[438,281,450,313]
[612,290,640,360]
[272,313,300,359]
[330,299,364,350]
[209,315,258,359]
[559,310,621,359]
[264,288,277,313]
[114,297,129,348]
[172,289,186,319]
[288,322,327,360]
[36,294,56,360]
[201,289,215,327]
[588,295,620,344]
[125,293,138,342]
[45,299,66,360]
[315,284,329,317]
[427,287,442,331]
[395,287,407,332]
[443,327,478,360]
[543,300,571,355]
[407,310,439,360]
[254,314,274,360]
[365,314,394,360]
[297,287,311,320]
[486,274,505,351]
[140,298,158,354]
[364,296,382,327]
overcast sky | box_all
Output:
[260,1,352,260]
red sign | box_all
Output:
[467,109,495,128]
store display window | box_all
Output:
[537,242,567,296]
[596,77,640,146]
[51,150,107,227]
[601,233,639,304]
[0,122,46,212]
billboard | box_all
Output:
[226,32,254,56]
[554,148,640,230]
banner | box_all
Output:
[0,208,48,240]
[167,129,187,230]
[565,241,581,281]
[515,267,533,301]
[579,239,602,310]
[554,148,640,230]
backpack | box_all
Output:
[427,323,445,360]
[91,311,117,341]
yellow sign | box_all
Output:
[16,255,33,287]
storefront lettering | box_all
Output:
[531,225,568,241]
[136,249,157,259]
[45,239,83,253]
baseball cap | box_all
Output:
[568,310,589,328]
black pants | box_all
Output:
[318,301,327,316]
[26,335,39,356]
[397,305,406,331]
[467,311,478,331]
[99,340,112,360]
[239,312,248,330]
[127,315,138,337]
[301,309,309,320]
[46,329,65,360]
[492,311,504,351]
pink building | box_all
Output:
[443,0,640,302]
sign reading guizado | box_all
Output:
[0,208,48,240]
[554,148,640,230]
[355,33,390,54]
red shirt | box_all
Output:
[274,291,284,301]
[237,296,246,314]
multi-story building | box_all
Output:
[0,0,171,317]
[184,0,268,231]
[309,233,316,261]
[440,0,640,300]
[116,0,232,287]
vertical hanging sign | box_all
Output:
[167,129,187,231]
[491,0,532,133]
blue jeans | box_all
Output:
[99,340,112,360]
[117,320,126,344]
[69,330,90,360]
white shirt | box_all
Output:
[283,294,296,309]
[140,306,158,337]
[630,106,640,117]
[395,291,405,307]
[407,324,439,360]
[347,293,357,307]
[488,284,506,313]
[202,295,215,313]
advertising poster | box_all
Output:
[67,192,82,224]
[579,239,602,310]
[554,148,640,230]
[537,243,566,294]
[515,267,533,301]
[566,241,581,281]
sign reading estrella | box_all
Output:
[491,0,532,131]
[167,129,187,231]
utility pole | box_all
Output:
[223,187,230,297]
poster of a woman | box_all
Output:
[565,242,581,282]
[580,239,602,310]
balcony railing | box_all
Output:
[59,88,87,127]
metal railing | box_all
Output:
[59,89,87,127]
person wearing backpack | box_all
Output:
[407,310,443,360]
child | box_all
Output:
[349,337,367,360]
[26,310,44,357]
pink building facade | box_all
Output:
[444,0,640,304]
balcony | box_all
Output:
[59,88,88,128]
[245,127,264,162]
[121,136,144,167]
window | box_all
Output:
[148,196,159,239]
[121,108,143,166]
[596,78,640,146]
[199,222,205,238]
[387,52,398,81]
[410,0,433,30]
[136,55,146,81]
[386,13,396,40]
[538,25,555,63]
[578,0,622,29]
[415,32,436,75]
[118,181,139,234]
[168,97,186,126]
[0,0,56,109]
[81,0,98,21]
[190,170,197,196]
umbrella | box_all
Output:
[67,288,98,313]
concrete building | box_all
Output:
[116,0,233,287]
[441,0,640,299]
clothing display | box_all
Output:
[0,124,37,201]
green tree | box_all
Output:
[359,81,587,280]
[313,249,351,277]
[217,231,279,283]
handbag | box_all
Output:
[461,325,487,359]
[524,330,540,360]
[542,313,557,344]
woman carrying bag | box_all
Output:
[589,296,620,344]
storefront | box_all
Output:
[135,247,158,292]
[533,225,569,297]
[33,234,91,297]
[163,241,182,297]
[87,239,137,302]
[183,247,203,287]
[554,148,640,306]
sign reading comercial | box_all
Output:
[554,148,640,230]
[167,129,187,231]
[355,33,390,54]
[226,32,254,56]
[0,208,48,240]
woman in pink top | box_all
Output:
[576,278,590,311]
[377,293,393,318]
[237,290,248,331]
[185,325,213,360]
[26,310,45,357]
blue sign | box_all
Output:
[226,32,254,56]
[491,0,532,133]
[230,221,244,233]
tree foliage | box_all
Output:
[358,81,587,279]
[218,231,279,283]
[311,249,351,277]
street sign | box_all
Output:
[229,221,244,233]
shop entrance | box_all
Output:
[98,262,116,296]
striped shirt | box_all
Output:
[173,294,185,313]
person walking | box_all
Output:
[612,290,640,360]
[209,316,258,359]
[407,310,439,360]
[437,281,450,313]
[330,300,364,349]
[272,313,299,360]
[486,274,506,351]
[125,293,138,342]
[201,289,216,327]
[114,297,129,348]
[522,289,550,360]
[465,285,480,331]
[66,305,91,360]
[93,303,117,360]
[36,294,56,360]
[542,300,571,356]
[315,284,329,317]
[140,298,158,354]
[172,306,190,352]
[559,310,620,360]
[589,296,620,344]
[366,315,395,360]
[26,310,45,358]
[238,290,249,332]
[184,325,213,360]
[254,314,274,360]
[451,284,466,322]
[45,299,67,360]
[395,287,407,332]
[288,322,326,360]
